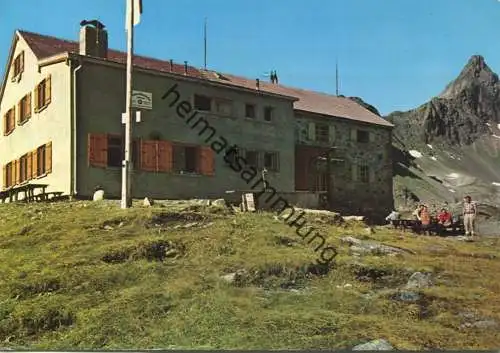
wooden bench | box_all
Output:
[0,183,48,203]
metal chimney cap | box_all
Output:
[80,20,106,29]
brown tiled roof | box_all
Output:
[18,30,393,127]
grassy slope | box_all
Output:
[1,201,500,350]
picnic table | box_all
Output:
[0,183,50,203]
[390,217,464,235]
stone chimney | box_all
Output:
[79,20,108,58]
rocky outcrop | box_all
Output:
[388,55,500,147]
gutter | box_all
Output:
[70,58,83,197]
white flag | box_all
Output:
[125,0,142,30]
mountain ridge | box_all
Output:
[383,54,500,234]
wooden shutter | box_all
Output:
[27,152,33,180]
[34,87,39,112]
[17,100,22,123]
[308,122,316,141]
[157,141,173,172]
[140,140,158,172]
[88,133,108,167]
[350,128,357,141]
[369,132,375,143]
[19,51,24,74]
[45,142,52,173]
[328,125,336,143]
[32,149,38,178]
[45,75,52,105]
[199,146,215,176]
[3,113,6,136]
[14,160,20,185]
[2,165,6,189]
[26,93,31,118]
[10,108,15,131]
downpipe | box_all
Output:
[71,59,83,198]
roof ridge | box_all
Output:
[18,30,392,127]
[19,29,193,69]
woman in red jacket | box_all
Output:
[437,208,452,226]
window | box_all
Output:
[214,99,233,116]
[357,130,369,143]
[19,154,30,184]
[12,51,24,80]
[2,142,52,189]
[194,94,212,111]
[359,164,369,183]
[245,150,259,168]
[88,134,140,169]
[107,136,123,168]
[245,104,255,118]
[263,106,274,122]
[263,152,279,172]
[173,145,198,173]
[3,107,16,136]
[172,144,215,175]
[315,123,329,143]
[18,93,32,124]
[37,145,47,176]
[225,146,240,166]
[35,76,51,112]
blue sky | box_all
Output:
[1,0,499,115]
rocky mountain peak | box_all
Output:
[388,55,500,147]
[440,55,499,99]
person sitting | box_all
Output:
[419,205,432,235]
[385,210,401,228]
[412,205,422,220]
[437,208,452,226]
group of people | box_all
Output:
[386,195,479,238]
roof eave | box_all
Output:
[294,108,394,128]
[38,52,70,68]
[0,31,20,108]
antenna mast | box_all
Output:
[204,17,207,69]
[335,57,339,96]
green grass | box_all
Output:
[0,200,499,349]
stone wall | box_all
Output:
[295,112,394,217]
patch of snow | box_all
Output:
[450,155,456,159]
[492,182,500,186]
[498,123,500,130]
[427,144,433,149]
[449,189,456,193]
[448,173,460,179]
[409,150,422,158]
[430,156,437,161]
[486,123,491,126]
[492,134,500,139]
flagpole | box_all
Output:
[122,0,134,209]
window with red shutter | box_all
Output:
[199,146,215,176]
[88,133,108,167]
[140,140,158,172]
[157,141,173,172]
